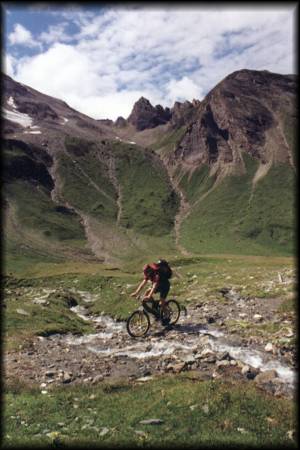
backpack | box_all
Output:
[157,259,172,279]
[143,263,158,280]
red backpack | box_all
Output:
[143,260,172,280]
[143,263,159,280]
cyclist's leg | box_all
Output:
[158,281,170,323]
[142,288,158,316]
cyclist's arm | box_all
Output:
[144,281,158,299]
[131,279,147,297]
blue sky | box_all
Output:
[3,3,297,120]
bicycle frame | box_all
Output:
[136,294,160,317]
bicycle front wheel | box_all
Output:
[126,310,150,338]
[164,300,181,325]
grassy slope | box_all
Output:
[4,288,94,350]
[3,143,90,273]
[113,142,179,236]
[180,154,295,256]
[3,137,181,272]
[4,375,296,447]
[59,137,118,222]
[151,126,187,158]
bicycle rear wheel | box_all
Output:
[162,299,181,325]
[126,310,150,338]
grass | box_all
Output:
[58,137,118,221]
[151,126,187,157]
[180,154,296,256]
[3,254,296,447]
[3,253,296,349]
[4,180,86,242]
[3,286,94,350]
[178,164,216,204]
[3,374,296,447]
[113,141,179,235]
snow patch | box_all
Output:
[24,130,42,135]
[7,96,17,109]
[115,136,136,145]
[3,108,33,127]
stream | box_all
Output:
[67,298,296,394]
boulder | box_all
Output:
[264,343,274,352]
[254,370,278,384]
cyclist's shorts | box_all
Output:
[154,280,170,299]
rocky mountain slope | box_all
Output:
[2,69,297,269]
[2,74,179,268]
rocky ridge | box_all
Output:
[127,96,172,131]
[168,70,297,174]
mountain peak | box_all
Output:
[127,97,171,131]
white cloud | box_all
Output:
[8,23,40,48]
[3,53,16,77]
[39,22,72,45]
[166,77,204,104]
[7,5,296,119]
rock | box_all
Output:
[284,328,294,338]
[171,362,186,373]
[207,317,216,324]
[218,351,231,361]
[287,430,295,441]
[16,308,30,316]
[195,303,203,309]
[199,348,215,358]
[33,299,49,306]
[45,370,55,377]
[205,354,217,364]
[246,368,259,380]
[264,343,274,352]
[127,97,171,131]
[62,372,73,384]
[241,365,250,374]
[180,354,196,364]
[254,370,278,384]
[202,404,209,414]
[239,313,247,319]
[253,314,263,322]
[139,419,164,425]
[99,427,110,436]
[134,430,148,437]
[216,360,230,368]
[136,376,154,382]
[92,375,104,384]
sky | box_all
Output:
[2,3,297,120]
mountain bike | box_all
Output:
[126,295,182,338]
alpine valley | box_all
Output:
[2,70,298,447]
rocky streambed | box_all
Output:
[5,289,296,399]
